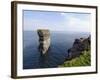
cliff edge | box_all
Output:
[67,36,90,60]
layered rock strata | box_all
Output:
[67,36,90,60]
[37,29,50,55]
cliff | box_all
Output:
[59,50,91,67]
[37,29,50,55]
[59,36,91,67]
[67,36,90,60]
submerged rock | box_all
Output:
[67,36,90,60]
[37,29,50,55]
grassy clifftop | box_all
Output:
[59,50,91,67]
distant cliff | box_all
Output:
[67,36,90,60]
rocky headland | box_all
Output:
[59,36,91,67]
[67,36,91,60]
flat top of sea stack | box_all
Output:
[37,29,50,36]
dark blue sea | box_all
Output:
[23,31,89,69]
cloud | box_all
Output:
[60,13,67,16]
[24,18,54,31]
[67,17,90,32]
[24,11,90,32]
[60,12,90,32]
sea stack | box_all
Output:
[37,29,50,55]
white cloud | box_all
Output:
[66,17,90,32]
[24,18,54,31]
[24,12,90,32]
[60,13,66,16]
[60,13,90,32]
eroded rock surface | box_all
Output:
[37,29,50,55]
[67,36,90,60]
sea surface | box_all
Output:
[23,31,90,69]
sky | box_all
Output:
[23,10,91,32]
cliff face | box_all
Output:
[37,29,50,55]
[67,36,90,60]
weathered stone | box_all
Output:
[67,36,90,60]
[37,29,50,55]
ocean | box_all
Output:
[23,31,89,69]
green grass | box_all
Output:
[59,50,91,67]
